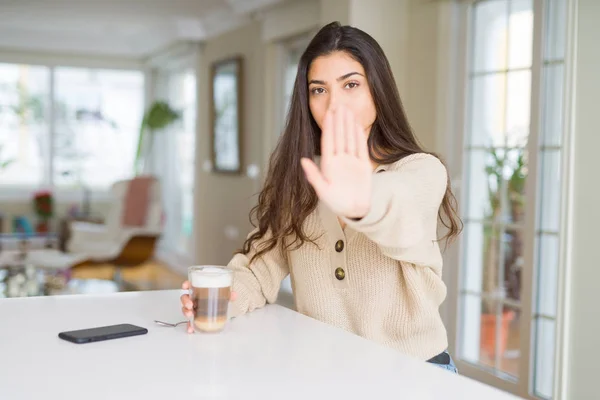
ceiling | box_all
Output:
[0,0,288,59]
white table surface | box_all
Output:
[0,290,523,400]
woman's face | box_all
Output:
[307,51,376,134]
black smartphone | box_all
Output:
[58,323,148,344]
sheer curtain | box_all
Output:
[149,68,196,265]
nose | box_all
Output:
[327,88,343,111]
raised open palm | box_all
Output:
[301,105,372,219]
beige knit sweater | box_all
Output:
[227,152,449,361]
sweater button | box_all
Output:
[335,267,345,280]
[335,240,344,252]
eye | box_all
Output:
[344,81,359,89]
[310,87,326,95]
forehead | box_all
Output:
[308,51,365,81]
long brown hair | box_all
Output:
[240,21,462,262]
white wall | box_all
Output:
[193,21,266,266]
[261,0,320,42]
[320,0,351,26]
[564,0,600,398]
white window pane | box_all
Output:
[541,64,564,147]
[465,146,527,224]
[480,224,504,301]
[470,74,506,147]
[504,146,528,225]
[177,71,196,253]
[461,223,523,306]
[472,0,509,72]
[155,69,197,255]
[460,294,483,364]
[462,222,486,293]
[283,46,303,126]
[544,0,567,61]
[536,234,559,318]
[504,226,524,303]
[0,63,49,186]
[499,306,520,377]
[505,70,531,147]
[538,150,561,232]
[53,68,144,189]
[465,150,492,220]
[508,0,534,69]
[460,294,519,376]
[534,318,556,399]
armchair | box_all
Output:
[67,176,163,290]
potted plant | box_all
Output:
[133,101,180,175]
[480,145,526,358]
[32,190,54,233]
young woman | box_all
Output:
[180,21,462,373]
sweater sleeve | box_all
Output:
[227,230,290,318]
[340,153,447,256]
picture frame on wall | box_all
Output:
[210,56,243,174]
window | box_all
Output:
[53,68,144,189]
[532,0,567,397]
[460,0,534,378]
[282,44,304,123]
[0,63,50,186]
[276,35,311,136]
[169,70,196,254]
[455,0,569,398]
[151,67,196,258]
[0,63,144,192]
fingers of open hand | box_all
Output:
[356,119,369,161]
[301,158,328,198]
[321,109,334,163]
[334,105,345,155]
[344,107,357,156]
[324,105,364,158]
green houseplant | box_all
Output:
[133,101,180,175]
[480,145,526,357]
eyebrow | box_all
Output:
[308,71,364,85]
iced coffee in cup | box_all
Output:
[188,266,233,333]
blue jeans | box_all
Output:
[431,352,458,374]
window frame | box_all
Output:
[444,0,576,398]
